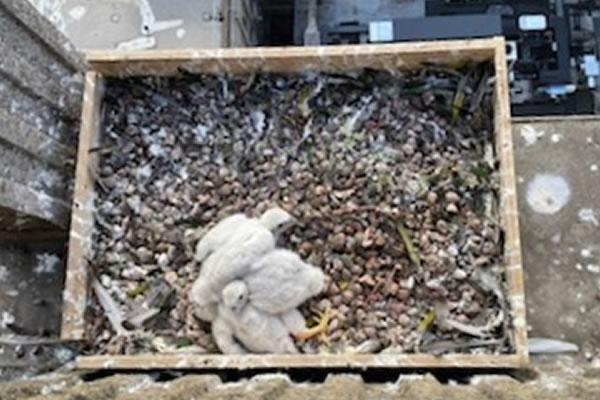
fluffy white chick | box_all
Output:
[189,208,295,322]
[244,249,325,315]
[194,207,294,262]
[213,280,299,354]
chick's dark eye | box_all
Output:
[238,294,243,300]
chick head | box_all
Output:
[259,207,295,234]
[222,280,249,314]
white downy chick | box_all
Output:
[189,208,295,322]
[244,249,325,315]
[194,207,294,262]
[194,213,248,262]
[213,280,299,355]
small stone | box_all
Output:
[355,309,367,321]
[318,298,332,311]
[402,143,415,156]
[365,257,379,270]
[397,314,411,327]
[328,283,341,295]
[165,270,178,286]
[315,185,327,196]
[453,268,468,280]
[353,330,367,343]
[299,241,313,254]
[364,327,377,339]
[330,233,346,252]
[156,253,169,268]
[351,264,364,275]
[400,276,415,290]
[100,274,112,288]
[374,234,386,247]
[351,283,363,294]
[386,282,399,296]
[331,295,343,306]
[446,203,459,214]
[445,191,460,203]
[126,195,142,213]
[342,289,354,302]
[121,265,147,280]
[359,274,376,287]
[397,289,410,301]
[135,247,153,264]
[465,301,481,317]
[426,191,438,204]
[436,220,448,233]
[328,318,339,334]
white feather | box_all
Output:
[215,300,298,354]
[244,249,325,314]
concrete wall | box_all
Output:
[0,0,84,232]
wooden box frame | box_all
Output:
[62,37,528,370]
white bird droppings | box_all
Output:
[0,311,15,329]
[578,208,599,226]
[591,164,598,172]
[550,133,562,143]
[526,174,571,214]
[176,28,186,39]
[34,253,60,274]
[520,125,544,146]
[68,5,86,20]
[0,265,8,282]
[575,263,583,271]
[581,248,592,258]
[586,264,600,274]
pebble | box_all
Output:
[436,220,448,233]
[397,314,411,327]
[355,309,367,321]
[331,295,343,306]
[156,253,169,268]
[330,232,347,251]
[121,266,147,280]
[299,241,313,254]
[453,268,468,280]
[351,264,364,275]
[353,330,367,343]
[445,191,460,203]
[359,274,376,287]
[446,203,459,214]
[465,301,481,317]
[364,327,377,339]
[426,191,438,204]
[342,290,354,302]
[386,282,399,296]
[318,298,332,310]
[328,283,341,295]
[397,289,410,301]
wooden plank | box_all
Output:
[492,39,529,366]
[0,176,70,228]
[512,114,600,123]
[70,38,527,368]
[86,38,499,77]
[60,71,103,341]
[77,353,525,370]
